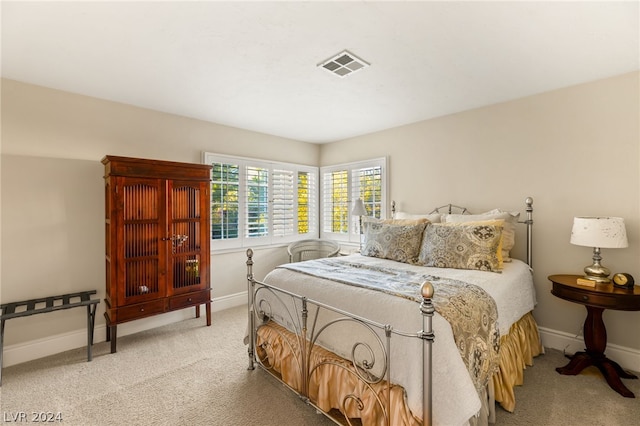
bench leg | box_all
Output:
[0,319,5,386]
[86,304,97,362]
[205,301,212,326]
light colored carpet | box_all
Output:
[1,305,639,425]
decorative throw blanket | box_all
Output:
[279,258,500,392]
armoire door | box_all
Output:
[167,180,209,296]
[116,176,168,306]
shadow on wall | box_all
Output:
[1,154,105,344]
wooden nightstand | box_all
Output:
[549,274,640,397]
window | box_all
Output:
[204,153,318,250]
[320,158,387,243]
[210,163,239,240]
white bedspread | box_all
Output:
[261,254,536,426]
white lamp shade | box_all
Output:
[351,199,367,216]
[570,217,628,249]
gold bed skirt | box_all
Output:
[492,311,544,413]
[255,311,542,425]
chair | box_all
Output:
[287,239,341,263]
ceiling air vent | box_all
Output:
[318,50,369,78]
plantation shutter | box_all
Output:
[322,170,349,234]
[296,170,317,236]
[210,162,240,241]
[351,165,383,234]
[204,152,319,249]
[320,158,387,243]
[272,168,295,237]
[245,166,269,238]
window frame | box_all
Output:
[320,157,388,244]
[203,152,319,251]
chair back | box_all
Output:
[287,239,340,263]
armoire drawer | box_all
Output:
[117,299,166,322]
[169,291,210,311]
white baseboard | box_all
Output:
[2,292,248,368]
[211,291,247,312]
[538,326,640,372]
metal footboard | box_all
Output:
[246,248,435,426]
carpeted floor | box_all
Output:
[1,305,639,425]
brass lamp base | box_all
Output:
[583,249,611,283]
[583,273,611,283]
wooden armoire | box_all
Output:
[103,156,212,353]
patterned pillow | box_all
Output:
[362,222,428,264]
[418,223,503,272]
[444,210,519,262]
[362,216,429,231]
[441,219,505,268]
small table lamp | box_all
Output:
[570,216,628,283]
[351,199,367,252]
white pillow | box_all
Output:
[443,209,520,261]
[394,211,441,223]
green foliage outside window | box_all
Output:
[246,167,269,237]
[298,172,310,234]
[358,167,382,218]
[211,163,239,239]
[327,166,382,235]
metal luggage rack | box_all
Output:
[0,290,100,385]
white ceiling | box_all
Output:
[2,1,638,143]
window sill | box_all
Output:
[210,244,288,256]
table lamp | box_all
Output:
[351,199,367,252]
[570,216,628,283]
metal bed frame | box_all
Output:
[246,197,533,426]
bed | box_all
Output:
[245,198,542,426]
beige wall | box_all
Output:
[322,71,640,352]
[1,71,639,364]
[0,79,319,350]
